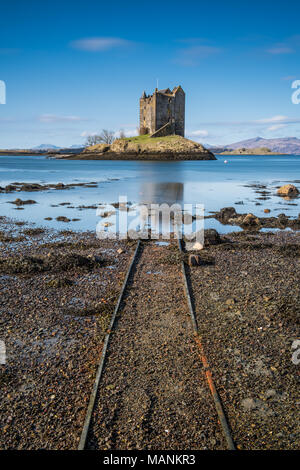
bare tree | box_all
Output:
[85,130,115,146]
[85,134,103,146]
[99,129,115,144]
[119,128,126,139]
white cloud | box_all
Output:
[266,46,294,55]
[256,115,288,123]
[267,124,287,132]
[195,115,300,128]
[70,37,133,51]
[80,130,98,137]
[265,35,300,56]
[39,114,84,123]
[117,128,138,137]
[255,116,300,126]
[174,45,220,66]
[188,129,209,137]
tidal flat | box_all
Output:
[0,215,299,449]
[0,216,134,449]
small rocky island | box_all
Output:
[220,147,285,155]
[56,135,216,161]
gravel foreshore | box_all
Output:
[186,230,300,450]
[0,217,134,449]
[0,215,299,450]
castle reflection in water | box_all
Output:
[139,182,183,206]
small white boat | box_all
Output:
[224,160,228,164]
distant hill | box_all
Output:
[33,144,61,150]
[33,144,84,150]
[224,137,300,154]
[220,147,283,155]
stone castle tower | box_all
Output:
[139,86,185,137]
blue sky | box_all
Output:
[0,0,300,148]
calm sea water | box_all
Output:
[0,154,299,233]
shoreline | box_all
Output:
[49,151,217,161]
[217,152,289,156]
[0,151,47,156]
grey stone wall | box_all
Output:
[174,88,185,137]
[140,94,156,134]
[139,86,185,136]
[155,93,175,133]
[150,121,172,138]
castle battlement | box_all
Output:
[139,86,185,137]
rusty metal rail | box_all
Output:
[177,237,236,450]
[78,240,141,450]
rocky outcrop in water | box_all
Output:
[277,184,299,197]
[56,135,216,161]
[214,207,300,230]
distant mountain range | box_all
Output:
[33,144,84,150]
[220,137,300,154]
[33,144,61,150]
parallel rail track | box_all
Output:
[177,238,235,450]
[78,240,141,450]
[78,239,235,450]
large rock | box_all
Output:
[10,198,37,206]
[217,207,237,222]
[82,143,110,153]
[277,184,299,197]
[204,229,221,245]
[188,254,201,266]
[110,135,213,155]
[242,213,260,226]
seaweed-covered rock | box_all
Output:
[217,207,237,223]
[204,229,221,245]
[56,216,70,222]
[277,184,299,197]
[0,252,103,274]
[10,198,37,206]
[4,185,17,192]
[20,183,44,191]
[242,213,260,226]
